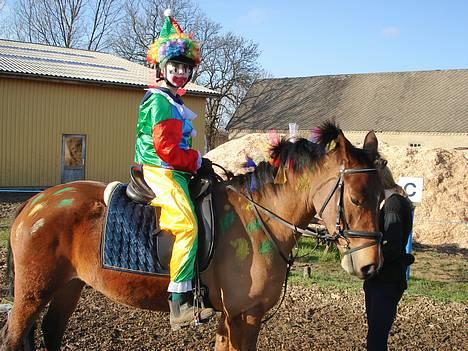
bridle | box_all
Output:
[226,165,383,262]
[224,164,383,323]
[316,165,383,256]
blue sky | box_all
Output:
[197,0,468,78]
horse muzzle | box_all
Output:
[339,231,383,279]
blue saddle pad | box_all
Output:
[101,183,166,276]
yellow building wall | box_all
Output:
[0,77,207,187]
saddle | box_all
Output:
[101,165,216,276]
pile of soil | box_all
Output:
[206,134,468,248]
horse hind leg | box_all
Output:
[0,292,45,351]
[41,279,85,351]
[1,269,81,351]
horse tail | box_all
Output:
[6,201,28,300]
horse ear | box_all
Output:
[363,130,378,154]
[336,130,351,163]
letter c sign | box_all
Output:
[397,177,423,203]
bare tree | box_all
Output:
[197,32,262,149]
[0,0,10,37]
[12,0,122,50]
[113,0,217,63]
[112,0,261,149]
[85,0,123,51]
[13,0,84,47]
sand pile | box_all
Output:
[206,134,467,249]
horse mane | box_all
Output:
[313,120,340,148]
[227,121,378,193]
[315,120,379,166]
[227,137,325,194]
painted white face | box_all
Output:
[163,61,192,87]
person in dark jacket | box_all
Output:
[364,163,415,351]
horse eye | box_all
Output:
[350,197,362,207]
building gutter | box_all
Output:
[0,188,46,193]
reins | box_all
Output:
[224,164,383,323]
[225,184,329,324]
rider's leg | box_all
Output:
[143,166,215,329]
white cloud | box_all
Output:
[381,26,401,38]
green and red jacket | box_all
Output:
[134,88,201,173]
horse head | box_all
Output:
[312,122,384,279]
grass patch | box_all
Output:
[290,269,362,292]
[405,278,468,303]
[291,237,468,303]
[295,236,341,264]
[291,237,361,292]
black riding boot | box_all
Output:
[168,292,215,331]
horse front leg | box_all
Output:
[226,306,264,351]
[214,312,230,351]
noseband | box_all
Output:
[317,165,383,256]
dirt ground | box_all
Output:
[0,200,466,351]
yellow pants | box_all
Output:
[143,165,198,292]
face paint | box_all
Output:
[246,218,261,235]
[295,173,309,192]
[258,240,273,255]
[29,203,45,217]
[57,198,74,207]
[259,240,274,262]
[230,238,250,262]
[244,203,254,211]
[163,61,192,87]
[53,187,75,195]
[221,211,235,234]
[30,193,44,206]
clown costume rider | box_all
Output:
[134,9,215,330]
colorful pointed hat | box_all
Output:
[147,9,200,67]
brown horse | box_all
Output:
[1,123,384,351]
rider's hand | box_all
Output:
[197,157,213,175]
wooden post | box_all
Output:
[303,266,311,278]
